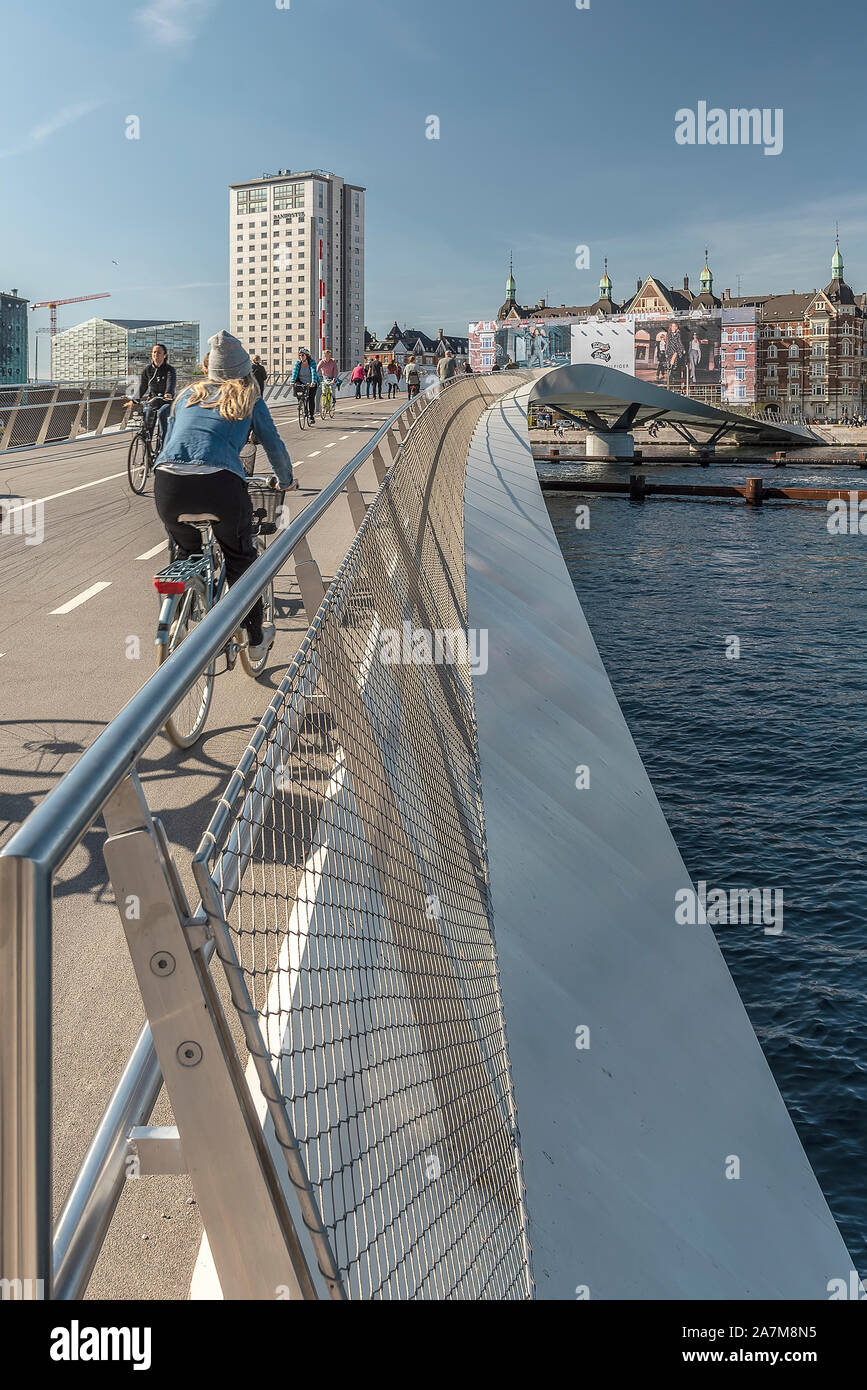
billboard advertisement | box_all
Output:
[721,307,757,404]
[633,310,721,391]
[571,318,635,374]
[468,319,574,373]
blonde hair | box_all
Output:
[183,370,259,421]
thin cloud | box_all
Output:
[135,0,215,46]
[0,100,104,159]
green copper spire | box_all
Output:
[700,248,712,292]
[832,227,843,280]
[599,256,612,299]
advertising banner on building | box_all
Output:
[570,318,635,374]
[633,310,721,391]
[469,319,574,373]
[721,307,757,404]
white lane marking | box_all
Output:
[3,472,127,519]
[325,442,336,448]
[50,581,112,615]
[136,539,169,561]
[340,434,351,440]
[306,450,321,458]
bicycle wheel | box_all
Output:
[240,574,274,678]
[328,390,337,418]
[158,580,215,748]
[127,432,150,494]
[297,397,307,429]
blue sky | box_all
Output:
[2,0,866,371]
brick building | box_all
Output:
[498,241,866,420]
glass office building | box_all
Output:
[51,317,200,381]
[0,289,29,385]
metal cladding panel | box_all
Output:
[464,384,853,1299]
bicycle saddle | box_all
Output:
[177,513,219,524]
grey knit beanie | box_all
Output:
[208,330,252,381]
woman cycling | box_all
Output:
[290,349,320,425]
[154,330,297,665]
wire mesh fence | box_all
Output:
[193,373,535,1299]
[0,373,298,452]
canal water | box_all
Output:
[546,464,867,1278]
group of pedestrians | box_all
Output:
[348,349,470,400]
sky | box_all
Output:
[2,0,867,372]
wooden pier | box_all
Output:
[538,475,867,506]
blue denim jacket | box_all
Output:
[290,359,320,386]
[155,388,294,487]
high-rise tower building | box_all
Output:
[0,289,29,385]
[228,169,365,374]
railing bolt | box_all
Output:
[150,952,175,976]
[176,1041,202,1067]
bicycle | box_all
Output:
[152,474,286,748]
[294,382,315,430]
[127,400,169,495]
[319,376,340,419]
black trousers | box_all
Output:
[154,468,264,638]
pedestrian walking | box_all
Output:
[351,361,365,399]
[385,358,399,398]
[366,356,383,399]
[405,355,422,400]
[251,355,267,397]
[437,350,457,383]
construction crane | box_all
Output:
[30,292,110,378]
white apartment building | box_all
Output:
[229,169,365,376]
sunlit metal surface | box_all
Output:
[464,382,853,1298]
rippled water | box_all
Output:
[546,467,867,1277]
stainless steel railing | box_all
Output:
[0,372,303,454]
[1,375,514,1298]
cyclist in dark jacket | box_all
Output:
[127,344,177,448]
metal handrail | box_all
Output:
[2,396,418,872]
[0,373,304,454]
[0,383,441,1298]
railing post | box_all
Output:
[371,443,390,486]
[36,387,61,448]
[344,474,367,530]
[94,384,118,438]
[0,856,53,1300]
[101,774,316,1301]
[0,386,25,453]
[68,386,91,442]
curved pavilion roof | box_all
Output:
[529,364,819,445]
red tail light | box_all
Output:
[154,578,186,594]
